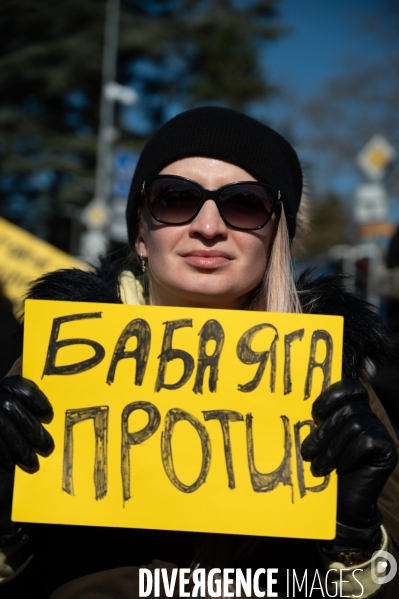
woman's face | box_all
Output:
[135,157,276,309]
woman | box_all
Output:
[0,107,398,598]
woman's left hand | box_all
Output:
[301,379,398,556]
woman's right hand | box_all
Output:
[0,375,53,547]
[0,375,54,471]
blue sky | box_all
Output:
[265,0,382,112]
[258,0,399,212]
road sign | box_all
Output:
[112,150,140,180]
[356,135,397,180]
[80,200,111,229]
[104,82,138,106]
[111,180,131,198]
[354,182,388,223]
[357,222,396,239]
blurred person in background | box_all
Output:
[371,226,399,437]
[0,108,398,598]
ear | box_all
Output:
[134,228,148,259]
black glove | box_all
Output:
[301,379,398,555]
[0,375,54,471]
[0,375,54,547]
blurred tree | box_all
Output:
[0,0,283,248]
[301,0,399,196]
[294,192,351,259]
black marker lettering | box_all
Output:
[304,330,333,400]
[294,420,330,498]
[63,406,109,500]
[284,329,304,394]
[161,408,211,493]
[203,410,243,489]
[121,401,161,502]
[193,319,225,394]
[43,313,105,377]
[237,324,278,393]
[246,414,293,497]
[107,319,151,386]
[155,320,195,391]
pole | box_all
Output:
[79,0,120,261]
[95,0,120,202]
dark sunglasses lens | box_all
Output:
[220,184,274,229]
[148,178,202,223]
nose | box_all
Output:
[188,199,228,239]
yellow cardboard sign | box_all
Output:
[0,217,84,308]
[14,300,343,540]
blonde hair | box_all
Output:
[250,205,302,314]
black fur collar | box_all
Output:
[296,271,393,379]
[26,257,393,380]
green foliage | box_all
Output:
[295,193,351,259]
[0,0,283,239]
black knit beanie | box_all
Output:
[126,106,303,247]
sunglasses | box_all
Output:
[141,175,280,231]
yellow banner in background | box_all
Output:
[14,300,343,539]
[0,217,85,308]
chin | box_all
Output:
[150,274,255,309]
[173,286,250,310]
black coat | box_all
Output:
[3,258,398,599]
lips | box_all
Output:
[181,250,232,269]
